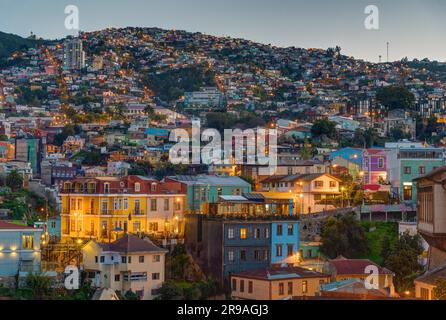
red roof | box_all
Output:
[98,235,167,254]
[0,221,36,230]
[330,256,393,275]
[232,266,329,281]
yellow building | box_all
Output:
[60,176,186,242]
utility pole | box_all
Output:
[386,42,390,63]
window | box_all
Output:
[287,224,294,236]
[254,228,261,239]
[264,227,270,239]
[100,256,105,263]
[123,198,128,210]
[101,199,108,214]
[302,281,308,294]
[248,281,253,294]
[232,279,237,291]
[254,250,261,261]
[217,188,223,196]
[104,183,110,194]
[232,188,241,196]
[139,256,145,263]
[228,250,235,263]
[240,280,245,293]
[95,256,99,263]
[134,199,141,214]
[121,256,127,264]
[228,228,235,239]
[276,244,283,257]
[153,255,161,262]
[314,181,323,189]
[240,250,247,262]
[287,244,294,257]
[329,181,337,188]
[378,158,385,168]
[419,167,426,175]
[134,183,141,192]
[115,275,120,282]
[404,186,413,201]
[404,167,412,174]
[314,194,322,201]
[22,235,33,249]
[164,199,169,211]
[152,273,160,280]
[151,183,157,192]
[240,228,247,240]
[288,282,293,295]
[277,224,283,236]
[175,199,181,211]
[128,256,132,264]
[150,199,157,211]
[420,288,430,300]
[279,283,285,296]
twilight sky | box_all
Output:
[0,0,444,62]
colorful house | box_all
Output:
[60,176,187,242]
[165,175,252,213]
[82,235,167,300]
[386,142,445,202]
[231,267,329,300]
[362,148,389,191]
[185,196,299,287]
[0,221,43,285]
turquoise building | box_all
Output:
[386,142,445,203]
[166,176,252,212]
[271,221,300,265]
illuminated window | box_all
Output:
[240,228,247,239]
[302,281,308,294]
[22,235,34,249]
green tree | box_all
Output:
[384,232,424,294]
[25,273,54,300]
[6,170,23,192]
[376,86,415,112]
[380,235,392,264]
[311,119,337,139]
[158,281,183,300]
[434,279,446,300]
[320,213,370,259]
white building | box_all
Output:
[64,38,86,70]
[82,235,168,300]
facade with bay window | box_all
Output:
[60,176,186,242]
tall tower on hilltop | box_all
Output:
[63,37,86,70]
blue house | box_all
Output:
[271,222,300,265]
[185,196,299,287]
[0,221,43,284]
